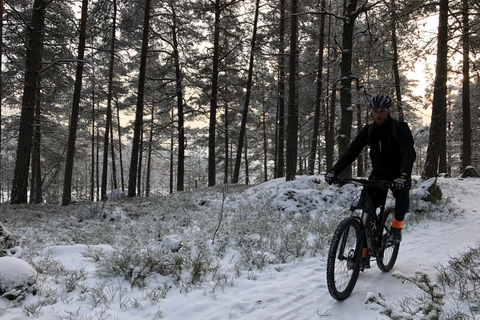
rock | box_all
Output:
[0,257,37,300]
[160,235,182,252]
[461,166,480,178]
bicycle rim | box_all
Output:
[376,208,400,272]
[326,217,363,300]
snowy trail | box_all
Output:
[2,178,479,320]
[176,178,480,320]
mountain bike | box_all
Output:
[326,178,400,301]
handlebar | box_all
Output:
[335,178,393,189]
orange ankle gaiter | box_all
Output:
[391,218,403,229]
[362,247,368,258]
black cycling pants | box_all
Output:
[368,187,410,222]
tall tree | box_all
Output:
[31,82,42,203]
[308,0,326,175]
[208,0,221,187]
[127,0,152,197]
[262,96,268,181]
[170,108,174,193]
[109,112,118,190]
[115,100,125,191]
[62,0,89,206]
[90,69,96,201]
[169,0,185,192]
[146,108,154,196]
[337,0,369,178]
[324,0,335,172]
[423,0,449,179]
[461,0,471,171]
[355,104,364,176]
[101,0,117,201]
[325,86,336,172]
[224,94,230,183]
[285,0,298,181]
[275,0,286,179]
[391,0,404,122]
[0,0,4,202]
[10,0,46,204]
[232,0,260,184]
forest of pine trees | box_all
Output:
[1,0,479,204]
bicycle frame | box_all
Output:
[327,178,399,300]
[339,178,392,258]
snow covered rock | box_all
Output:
[412,177,442,203]
[160,235,182,252]
[0,257,37,300]
[461,166,480,178]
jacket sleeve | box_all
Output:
[331,125,370,174]
[398,122,417,176]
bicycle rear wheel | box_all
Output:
[376,208,400,272]
[326,217,363,300]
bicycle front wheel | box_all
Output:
[376,208,400,272]
[326,217,364,300]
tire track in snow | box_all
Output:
[222,178,480,320]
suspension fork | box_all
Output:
[337,217,363,260]
[337,223,351,260]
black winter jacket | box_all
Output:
[331,117,416,180]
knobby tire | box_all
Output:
[326,217,363,301]
[376,208,400,272]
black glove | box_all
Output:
[393,173,410,190]
[325,171,338,185]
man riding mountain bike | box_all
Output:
[325,94,416,247]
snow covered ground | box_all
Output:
[0,175,479,320]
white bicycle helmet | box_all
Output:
[369,94,392,112]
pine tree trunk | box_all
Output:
[169,0,185,192]
[11,0,45,204]
[101,0,117,200]
[115,101,125,191]
[0,0,3,202]
[62,0,88,206]
[324,2,335,173]
[137,127,143,196]
[244,137,249,185]
[308,0,326,176]
[232,0,260,184]
[32,84,42,203]
[391,0,404,121]
[356,104,364,177]
[91,86,95,201]
[128,0,151,197]
[325,86,336,172]
[224,97,229,184]
[461,0,472,170]
[337,0,359,178]
[146,109,154,197]
[208,0,221,187]
[96,123,100,200]
[423,0,448,179]
[170,109,174,193]
[110,117,117,190]
[262,96,268,182]
[285,0,298,181]
[275,0,286,179]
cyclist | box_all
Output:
[325,94,416,247]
